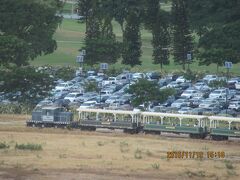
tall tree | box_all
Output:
[0,66,54,103]
[152,11,171,71]
[187,0,240,68]
[127,79,175,109]
[112,0,128,32]
[172,0,193,70]
[144,0,171,71]
[77,0,95,31]
[122,11,142,67]
[0,0,63,66]
[78,0,120,65]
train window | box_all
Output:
[45,110,54,116]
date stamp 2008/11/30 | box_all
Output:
[167,151,225,159]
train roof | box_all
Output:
[77,108,140,115]
[141,111,207,119]
[41,106,62,110]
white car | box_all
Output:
[102,77,117,86]
[79,100,97,109]
[178,107,192,114]
[132,73,146,80]
[228,101,240,111]
[105,95,121,104]
[181,89,201,99]
[166,81,180,88]
[199,99,218,108]
[203,75,217,84]
[171,99,188,109]
[209,89,229,99]
[176,76,187,83]
[64,92,83,102]
[55,82,73,91]
[194,82,210,91]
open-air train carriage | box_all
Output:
[141,112,208,138]
[208,116,240,140]
[77,108,142,133]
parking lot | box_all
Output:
[1,69,240,117]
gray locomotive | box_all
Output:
[26,106,75,128]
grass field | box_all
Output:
[32,3,240,75]
[0,114,240,179]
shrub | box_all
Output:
[146,150,153,157]
[55,66,75,81]
[0,103,34,114]
[0,142,9,149]
[120,141,129,153]
[134,148,142,159]
[97,141,104,146]
[225,160,234,170]
[15,143,42,151]
[151,163,160,169]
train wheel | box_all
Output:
[89,127,96,131]
[211,135,228,141]
[189,134,200,139]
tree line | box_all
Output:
[77,0,240,71]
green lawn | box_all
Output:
[32,18,240,76]
[62,2,77,14]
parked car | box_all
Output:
[132,73,146,80]
[193,82,210,91]
[228,101,240,111]
[235,82,240,90]
[176,76,187,83]
[189,108,205,115]
[167,81,180,88]
[146,72,161,80]
[158,78,172,87]
[203,107,221,115]
[53,99,70,108]
[178,107,192,114]
[102,77,117,86]
[189,97,204,108]
[227,77,240,89]
[64,92,83,102]
[79,100,97,109]
[105,95,121,104]
[199,99,219,108]
[209,89,229,99]
[55,82,74,91]
[181,89,201,99]
[78,92,98,103]
[36,99,53,107]
[162,96,175,107]
[203,75,218,84]
[171,99,188,109]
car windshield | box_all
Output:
[203,100,214,104]
[58,84,66,87]
[213,90,221,94]
[176,99,185,102]
[82,102,94,106]
[66,94,75,97]
[185,90,194,93]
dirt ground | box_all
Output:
[0,114,240,180]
